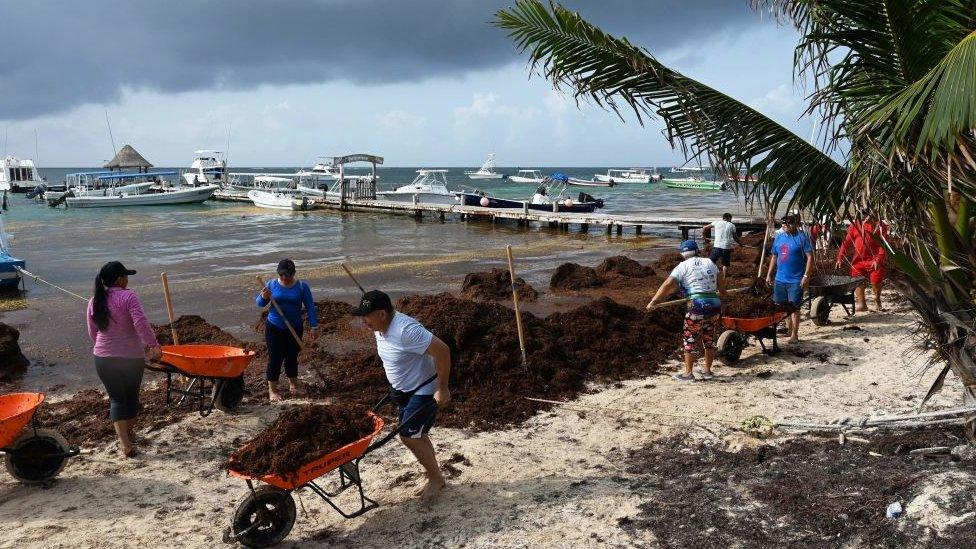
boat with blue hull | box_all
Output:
[0,213,24,289]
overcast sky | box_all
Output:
[0,1,809,167]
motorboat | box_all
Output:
[224,172,297,195]
[460,191,603,213]
[465,154,504,180]
[248,187,307,210]
[0,156,46,193]
[460,174,604,213]
[45,170,164,204]
[662,167,724,190]
[509,169,544,184]
[568,177,614,188]
[296,157,342,182]
[594,168,652,184]
[664,178,726,190]
[181,150,227,186]
[65,184,217,207]
[375,170,459,205]
[0,211,24,289]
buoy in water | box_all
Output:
[480,197,490,207]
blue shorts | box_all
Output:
[398,394,438,439]
[773,281,803,306]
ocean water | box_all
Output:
[1,166,754,392]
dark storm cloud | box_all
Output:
[0,1,759,120]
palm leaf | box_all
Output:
[864,29,976,157]
[494,0,849,216]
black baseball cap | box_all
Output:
[99,261,136,285]
[276,259,296,276]
[351,290,393,316]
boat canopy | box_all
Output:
[97,171,177,180]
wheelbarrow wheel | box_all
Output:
[810,296,831,326]
[231,486,296,548]
[214,375,245,413]
[717,330,744,365]
[4,428,70,484]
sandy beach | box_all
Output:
[1,276,973,548]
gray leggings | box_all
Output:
[94,356,145,421]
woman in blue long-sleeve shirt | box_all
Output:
[256,258,318,401]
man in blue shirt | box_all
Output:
[765,214,813,344]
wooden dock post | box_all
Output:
[636,225,642,235]
[606,224,612,235]
[439,211,445,222]
[616,224,623,235]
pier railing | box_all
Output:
[339,177,377,208]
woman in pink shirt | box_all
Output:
[86,261,162,457]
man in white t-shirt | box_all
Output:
[702,212,743,273]
[647,240,726,381]
[352,290,452,500]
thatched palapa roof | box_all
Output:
[104,145,153,170]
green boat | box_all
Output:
[663,178,725,190]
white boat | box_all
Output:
[65,184,217,208]
[296,157,342,182]
[181,150,227,186]
[248,187,308,210]
[594,168,653,184]
[225,172,298,193]
[465,154,504,180]
[44,170,168,203]
[508,169,544,184]
[375,170,459,205]
[0,156,45,193]
[568,177,614,188]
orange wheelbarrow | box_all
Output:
[717,312,788,365]
[222,391,438,547]
[148,344,256,417]
[0,393,79,484]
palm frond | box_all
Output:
[495,0,848,216]
[864,30,976,157]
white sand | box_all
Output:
[0,299,970,548]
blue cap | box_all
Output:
[678,239,698,253]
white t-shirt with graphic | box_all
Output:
[669,257,720,295]
[374,312,437,395]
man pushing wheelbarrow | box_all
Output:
[351,289,453,501]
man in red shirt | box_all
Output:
[835,211,889,312]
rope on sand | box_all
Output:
[13,266,88,302]
[776,406,976,432]
[526,397,976,434]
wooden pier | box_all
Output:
[214,190,767,238]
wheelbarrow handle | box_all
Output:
[363,398,437,455]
